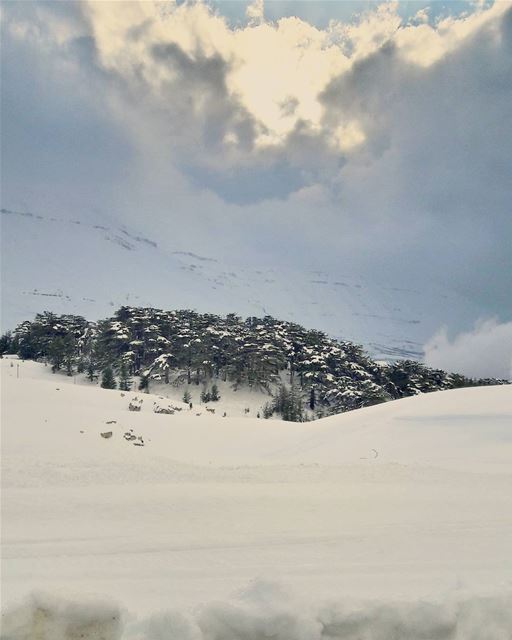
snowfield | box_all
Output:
[2,359,512,639]
[2,208,484,361]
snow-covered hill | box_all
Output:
[1,208,484,360]
[2,358,512,638]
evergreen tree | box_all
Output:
[48,336,66,372]
[262,402,274,419]
[87,359,96,382]
[210,383,220,401]
[273,384,304,422]
[0,332,13,355]
[309,387,316,410]
[182,389,192,404]
[118,361,132,391]
[139,375,149,392]
[101,366,117,389]
[63,334,76,372]
[18,335,38,361]
[200,388,211,403]
[358,379,391,407]
[9,306,508,420]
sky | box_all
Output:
[1,0,511,376]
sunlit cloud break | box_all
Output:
[5,0,509,176]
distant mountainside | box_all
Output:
[1,207,485,360]
[2,307,507,421]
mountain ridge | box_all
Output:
[1,206,483,361]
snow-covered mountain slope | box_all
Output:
[1,208,483,359]
[2,359,512,638]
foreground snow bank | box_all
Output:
[3,584,512,640]
[1,593,121,640]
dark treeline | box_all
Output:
[1,307,508,421]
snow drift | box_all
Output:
[3,586,512,640]
[2,360,512,638]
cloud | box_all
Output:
[318,7,512,315]
[424,319,512,380]
[4,1,510,203]
[1,1,511,340]
[246,0,265,26]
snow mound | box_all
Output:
[2,360,512,630]
[3,359,511,472]
[277,384,512,472]
[2,593,122,640]
[3,585,512,640]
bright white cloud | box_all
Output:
[424,319,512,380]
[396,0,507,66]
[245,0,264,26]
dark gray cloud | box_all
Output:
[0,2,133,217]
[91,33,316,203]
[149,42,257,153]
[317,8,512,319]
[185,162,306,205]
[143,42,310,203]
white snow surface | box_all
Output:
[2,359,512,639]
[1,208,485,361]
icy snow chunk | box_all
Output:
[1,592,122,640]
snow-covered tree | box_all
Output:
[9,307,508,419]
